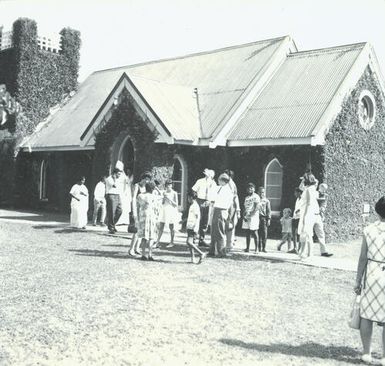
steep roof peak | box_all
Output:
[91,35,291,75]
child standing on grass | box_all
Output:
[242,183,260,253]
[186,192,206,264]
[278,208,293,252]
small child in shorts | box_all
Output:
[186,191,206,264]
[277,208,293,252]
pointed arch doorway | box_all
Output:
[112,134,135,174]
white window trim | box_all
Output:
[358,90,376,130]
[264,158,283,216]
[39,160,48,201]
[173,154,188,211]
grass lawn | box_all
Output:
[0,217,381,366]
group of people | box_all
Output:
[69,164,335,262]
[276,172,333,260]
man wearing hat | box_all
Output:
[105,165,123,234]
[209,172,234,257]
[192,168,217,247]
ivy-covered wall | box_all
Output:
[323,67,385,241]
[0,17,80,206]
[94,94,176,185]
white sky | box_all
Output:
[1,0,385,82]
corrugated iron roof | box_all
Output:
[24,37,285,149]
[227,43,365,141]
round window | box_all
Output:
[358,90,376,130]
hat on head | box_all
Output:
[115,160,124,172]
[218,173,230,182]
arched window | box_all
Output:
[39,160,48,201]
[264,158,283,215]
[172,155,187,210]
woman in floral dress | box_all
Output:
[355,196,385,365]
[137,181,157,260]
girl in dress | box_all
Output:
[242,183,260,253]
[277,208,293,251]
[137,182,157,261]
[69,176,89,229]
[128,172,152,256]
[155,179,179,248]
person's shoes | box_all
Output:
[321,252,333,257]
[361,354,372,363]
[288,249,298,254]
[135,250,141,255]
[99,223,106,226]
[277,246,281,251]
[199,241,210,248]
[92,223,97,226]
[244,249,249,253]
[148,256,155,261]
[128,251,135,257]
[207,253,215,257]
[140,256,148,261]
[166,243,174,248]
[198,253,206,264]
[262,249,267,253]
[108,230,115,234]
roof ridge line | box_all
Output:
[209,35,295,147]
[91,36,289,76]
[289,42,367,57]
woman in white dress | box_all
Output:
[355,197,385,365]
[69,176,89,229]
[298,173,318,260]
[154,179,179,248]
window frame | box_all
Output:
[39,160,48,201]
[264,158,283,216]
[172,154,188,211]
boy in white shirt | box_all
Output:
[186,192,206,264]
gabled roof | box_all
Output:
[20,36,385,152]
[22,36,293,151]
[227,43,366,145]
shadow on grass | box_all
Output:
[0,214,67,222]
[32,224,67,229]
[54,228,87,234]
[68,249,174,263]
[221,253,286,264]
[219,339,361,364]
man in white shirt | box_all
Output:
[92,176,107,226]
[105,168,123,234]
[224,169,241,252]
[208,173,234,257]
[192,168,217,247]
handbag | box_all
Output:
[348,295,361,329]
